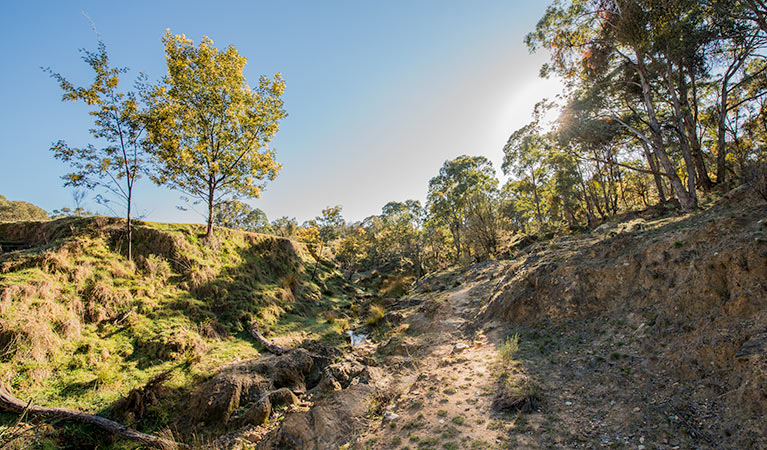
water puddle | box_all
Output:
[347,330,368,347]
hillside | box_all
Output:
[1,191,766,449]
[0,217,365,448]
[351,188,767,450]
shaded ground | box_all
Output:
[353,267,761,450]
[349,192,767,450]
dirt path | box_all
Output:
[355,282,518,449]
[353,270,723,450]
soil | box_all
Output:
[343,193,766,450]
[87,193,767,449]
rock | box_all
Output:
[241,397,271,426]
[452,343,470,353]
[268,387,299,408]
[735,333,767,358]
[259,384,378,449]
[384,311,405,323]
[187,349,320,425]
[307,374,342,399]
[327,358,368,387]
[383,411,399,421]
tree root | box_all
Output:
[249,322,288,355]
[0,382,187,449]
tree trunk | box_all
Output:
[664,61,700,205]
[126,186,133,263]
[717,83,730,185]
[635,51,696,211]
[206,183,215,237]
[0,383,185,449]
[640,141,667,204]
[680,63,713,191]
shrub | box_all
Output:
[82,281,133,323]
[142,254,172,281]
[499,334,519,363]
[367,304,386,326]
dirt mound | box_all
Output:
[179,344,381,448]
[470,196,767,447]
[257,383,378,449]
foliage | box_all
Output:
[522,0,767,216]
[271,216,298,238]
[212,199,271,233]
[499,334,520,363]
[366,304,386,326]
[145,31,286,236]
[45,36,146,260]
[316,205,344,243]
[0,195,48,222]
[427,155,500,263]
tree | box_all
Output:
[315,205,345,244]
[46,37,146,261]
[336,227,368,279]
[528,0,703,210]
[380,200,427,276]
[212,199,271,233]
[146,31,286,237]
[0,195,48,222]
[503,120,551,229]
[427,155,499,263]
[271,216,298,238]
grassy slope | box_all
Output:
[0,217,360,441]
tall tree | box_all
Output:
[146,31,286,237]
[316,205,345,244]
[427,155,499,263]
[212,199,271,233]
[46,38,146,261]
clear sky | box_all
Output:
[0,0,561,225]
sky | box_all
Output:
[0,0,561,225]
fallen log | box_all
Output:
[249,323,288,355]
[0,383,187,449]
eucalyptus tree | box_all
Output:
[380,200,426,276]
[528,0,702,209]
[315,205,345,244]
[145,31,286,237]
[503,117,552,229]
[212,199,271,233]
[427,155,499,263]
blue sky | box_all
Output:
[0,1,560,224]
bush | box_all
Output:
[499,333,519,363]
[366,304,386,326]
[142,254,172,281]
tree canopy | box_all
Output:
[45,37,146,260]
[145,31,286,236]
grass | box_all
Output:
[451,415,465,426]
[499,333,520,363]
[0,217,362,446]
[367,304,386,326]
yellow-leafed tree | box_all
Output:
[146,31,286,236]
